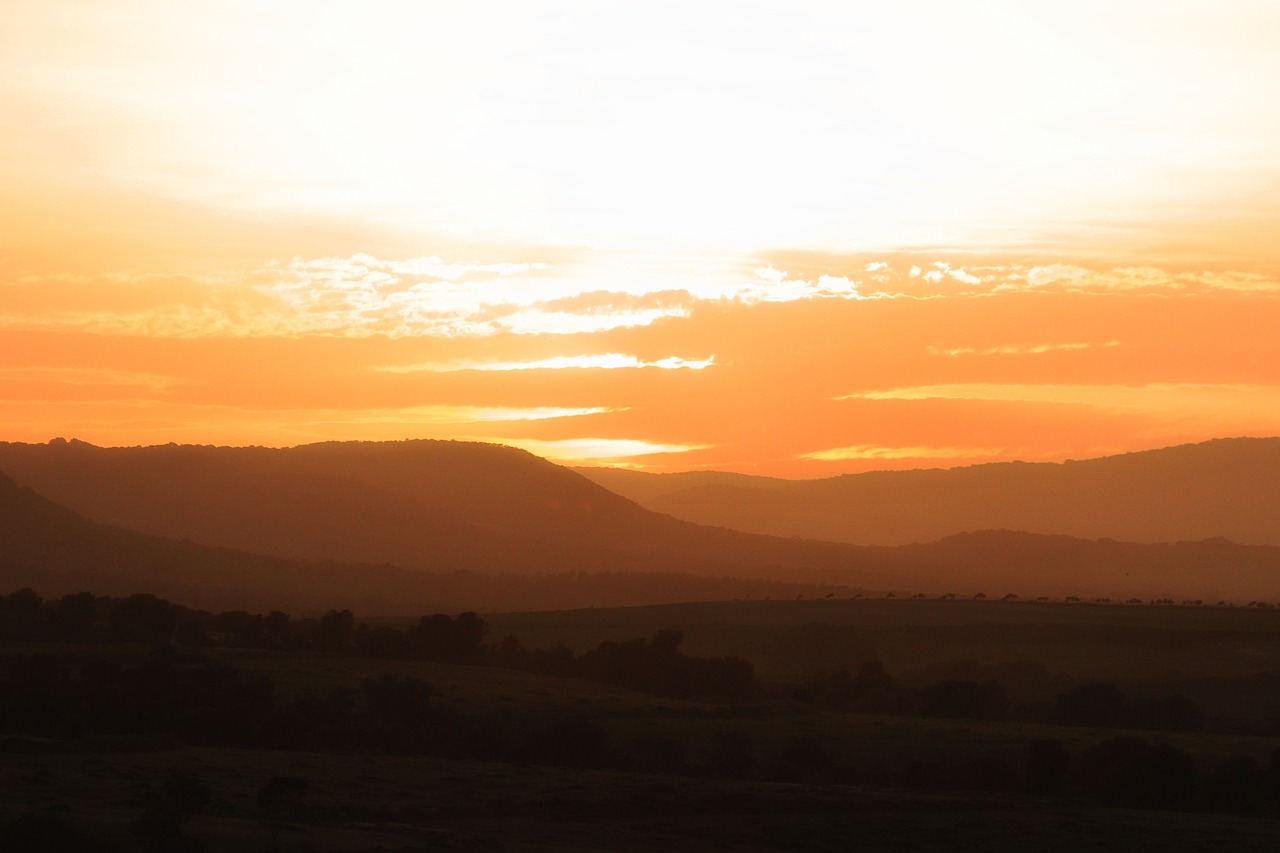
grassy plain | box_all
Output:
[5,598,1280,850]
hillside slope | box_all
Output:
[0,472,899,613]
[579,438,1280,546]
[0,438,883,577]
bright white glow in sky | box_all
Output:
[6,0,1279,257]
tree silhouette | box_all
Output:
[1055,683,1126,728]
[316,609,354,654]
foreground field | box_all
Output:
[6,595,1280,850]
[6,740,1280,852]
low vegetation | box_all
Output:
[4,587,1280,850]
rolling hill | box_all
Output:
[0,471,885,613]
[3,438,1280,604]
[578,438,1280,547]
[0,438,883,577]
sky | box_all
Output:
[3,0,1280,476]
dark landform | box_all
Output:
[0,471,867,615]
[4,588,1280,851]
[4,438,1280,604]
[5,435,1280,849]
[0,438,890,579]
[579,436,1280,546]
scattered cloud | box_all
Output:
[946,268,983,285]
[493,306,690,336]
[798,444,1008,462]
[324,405,618,425]
[478,437,709,463]
[836,383,1280,427]
[842,382,1266,403]
[4,252,1278,342]
[379,354,715,373]
[720,269,877,304]
[927,341,1121,357]
[1023,265,1280,293]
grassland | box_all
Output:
[5,597,1280,851]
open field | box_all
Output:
[6,596,1280,850]
[488,597,1280,675]
[6,737,1280,853]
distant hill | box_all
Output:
[0,472,880,613]
[0,438,1274,604]
[578,438,1280,546]
[0,438,902,581]
[885,530,1280,602]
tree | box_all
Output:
[316,609,354,654]
[1,588,44,639]
[1055,683,1126,728]
[49,592,98,640]
[651,628,683,656]
[1026,739,1069,795]
[109,594,176,646]
[1075,737,1197,810]
[920,679,1007,720]
[706,729,755,778]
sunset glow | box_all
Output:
[4,1,1279,473]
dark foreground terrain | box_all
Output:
[7,742,1280,852]
[4,591,1280,851]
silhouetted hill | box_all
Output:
[4,467,1279,604]
[0,472,885,612]
[579,438,1280,546]
[885,530,1280,601]
[576,468,784,505]
[0,438,894,578]
[0,469,406,612]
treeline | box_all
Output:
[6,588,1280,824]
[799,662,1208,734]
[0,587,753,700]
[5,647,1280,820]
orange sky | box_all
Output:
[3,1,1280,476]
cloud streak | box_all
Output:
[378,354,715,373]
[482,437,711,464]
[5,253,1279,341]
[798,444,1009,462]
[928,341,1121,357]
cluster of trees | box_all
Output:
[0,587,1223,731]
[7,584,1280,840]
[494,628,754,699]
[6,645,1280,819]
[0,646,727,777]
[898,735,1280,815]
[795,662,1206,734]
[0,588,754,701]
[1052,682,1204,731]
[793,660,904,713]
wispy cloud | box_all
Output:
[836,383,1280,427]
[477,437,709,463]
[379,353,716,373]
[1022,265,1280,294]
[927,341,1121,357]
[5,252,1278,342]
[841,382,1273,403]
[326,405,616,425]
[798,444,1008,462]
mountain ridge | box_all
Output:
[0,438,884,577]
[3,450,1280,604]
[578,437,1280,546]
